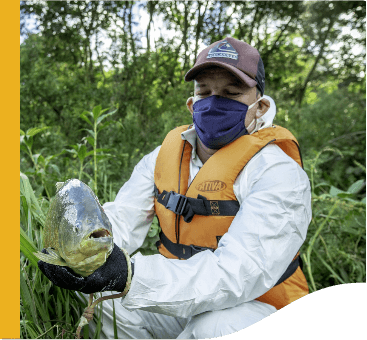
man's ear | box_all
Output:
[186,97,194,116]
[256,98,270,119]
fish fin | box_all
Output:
[34,248,68,267]
[55,182,65,192]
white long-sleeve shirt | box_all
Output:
[102,97,312,319]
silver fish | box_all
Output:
[34,179,114,277]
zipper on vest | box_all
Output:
[177,140,187,243]
[175,215,179,243]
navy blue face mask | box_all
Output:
[193,95,261,149]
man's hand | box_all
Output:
[38,243,130,294]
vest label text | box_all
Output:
[196,180,227,192]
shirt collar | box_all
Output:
[181,125,203,168]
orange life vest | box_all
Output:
[154,124,309,309]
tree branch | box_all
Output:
[298,18,335,106]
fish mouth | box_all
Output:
[87,229,112,239]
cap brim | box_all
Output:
[185,61,257,88]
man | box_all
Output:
[39,37,311,339]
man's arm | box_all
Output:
[121,144,312,318]
[103,146,161,255]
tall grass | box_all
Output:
[301,148,366,292]
[20,171,161,338]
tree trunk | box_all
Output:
[128,2,136,64]
[193,1,209,63]
[95,32,106,84]
[261,16,293,65]
[183,2,189,70]
[297,18,335,107]
[146,1,156,54]
[222,2,238,38]
[248,4,259,44]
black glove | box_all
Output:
[38,243,130,294]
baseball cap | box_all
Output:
[185,37,265,95]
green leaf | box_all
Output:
[78,144,87,161]
[20,228,39,267]
[20,172,46,227]
[26,126,49,137]
[37,168,45,175]
[329,186,345,197]
[85,148,111,157]
[20,129,25,135]
[96,109,117,125]
[148,227,158,237]
[44,154,55,164]
[80,112,93,126]
[81,136,95,147]
[69,144,79,151]
[116,121,124,129]
[24,136,33,149]
[353,160,366,173]
[92,105,102,120]
[97,120,114,132]
[338,266,350,283]
[48,163,60,175]
[341,227,361,236]
[33,154,44,166]
[64,148,78,156]
[314,182,330,188]
[95,154,113,161]
[347,179,365,194]
[20,143,28,153]
[65,290,70,326]
[336,192,354,198]
[100,107,110,115]
[112,300,118,339]
[20,269,39,326]
[83,129,95,139]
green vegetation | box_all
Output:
[20,1,365,338]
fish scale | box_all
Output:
[34,179,114,277]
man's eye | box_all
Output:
[227,92,241,96]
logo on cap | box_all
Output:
[207,41,238,60]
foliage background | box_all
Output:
[20,1,365,338]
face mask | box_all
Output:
[193,95,263,149]
[247,115,266,135]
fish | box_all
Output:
[34,179,114,277]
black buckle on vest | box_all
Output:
[185,244,214,257]
[159,231,215,259]
[166,191,188,216]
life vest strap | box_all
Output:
[274,254,302,287]
[158,229,302,286]
[158,230,215,259]
[156,189,240,223]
